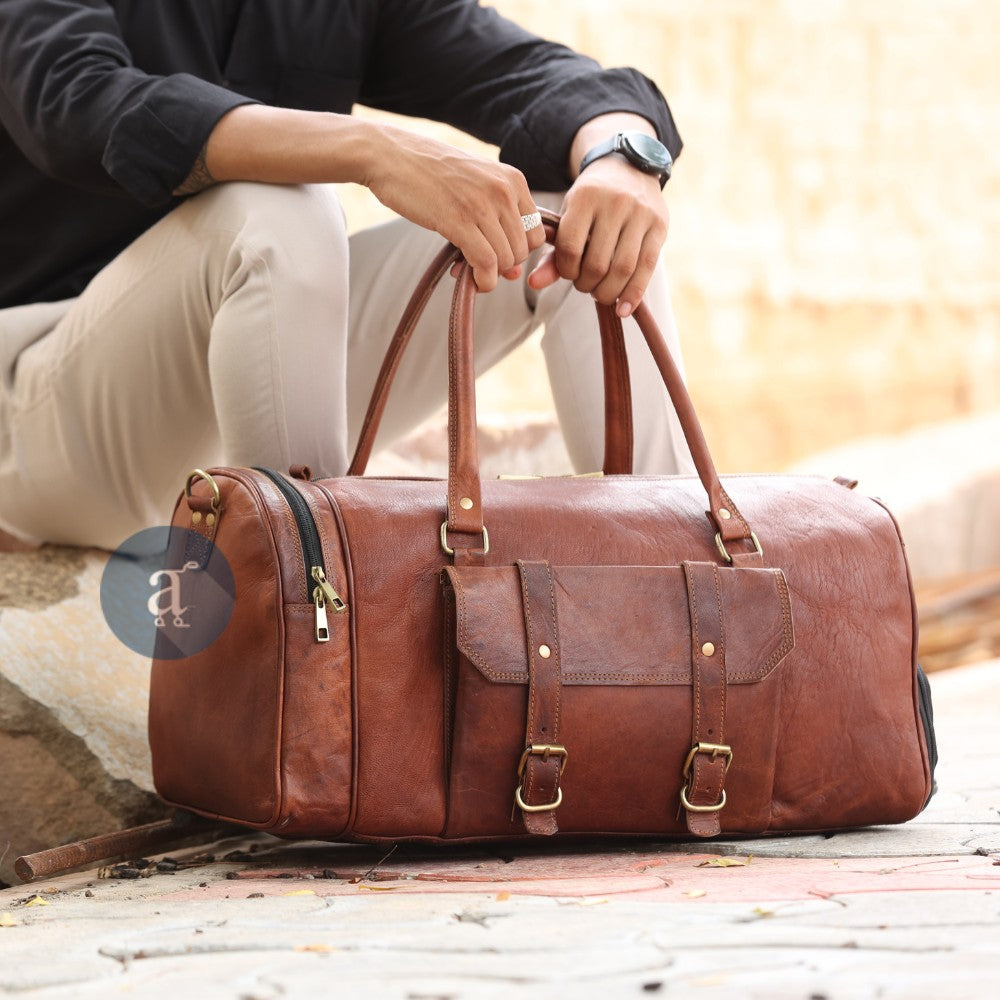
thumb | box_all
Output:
[527,247,560,290]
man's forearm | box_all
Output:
[173,105,379,196]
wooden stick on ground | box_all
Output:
[14,813,234,883]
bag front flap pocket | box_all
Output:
[444,563,793,687]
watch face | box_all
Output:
[622,132,672,173]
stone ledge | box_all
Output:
[0,547,163,887]
[789,411,1000,582]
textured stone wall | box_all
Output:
[341,0,1000,472]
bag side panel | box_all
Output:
[150,471,287,827]
[327,480,451,837]
[272,482,355,837]
[762,492,930,830]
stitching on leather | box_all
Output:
[687,564,702,746]
[443,584,454,782]
[450,572,471,673]
[451,567,796,687]
[546,563,562,742]
[518,562,539,805]
[462,669,693,684]
[447,289,459,526]
[719,487,752,537]
[712,563,726,746]
[727,568,795,681]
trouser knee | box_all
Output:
[176,182,350,288]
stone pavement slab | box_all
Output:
[1,659,998,999]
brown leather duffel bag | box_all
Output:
[148,214,936,843]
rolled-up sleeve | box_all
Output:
[0,0,253,205]
[360,0,681,191]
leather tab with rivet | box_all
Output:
[184,469,221,563]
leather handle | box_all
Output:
[347,209,633,477]
[444,258,756,550]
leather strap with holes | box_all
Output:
[681,561,731,837]
[515,560,565,835]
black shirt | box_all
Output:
[0,0,681,308]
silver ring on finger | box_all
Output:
[520,211,542,232]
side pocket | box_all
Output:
[917,664,938,804]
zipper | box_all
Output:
[255,468,347,642]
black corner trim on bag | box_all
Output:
[916,664,938,807]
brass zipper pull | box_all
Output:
[311,565,347,613]
[313,586,330,643]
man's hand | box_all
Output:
[363,124,547,293]
[528,113,670,318]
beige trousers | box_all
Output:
[0,182,692,550]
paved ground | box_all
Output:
[1,659,997,999]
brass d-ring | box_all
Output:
[715,530,762,565]
[514,784,563,813]
[439,520,489,557]
[185,469,221,511]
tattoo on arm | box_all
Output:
[172,142,216,197]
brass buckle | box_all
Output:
[680,742,733,814]
[715,530,762,564]
[682,742,733,779]
[439,520,489,556]
[517,743,568,778]
[185,469,221,511]
[513,744,567,814]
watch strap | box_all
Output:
[578,135,621,177]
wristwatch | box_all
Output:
[578,131,673,188]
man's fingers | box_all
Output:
[572,213,624,295]
[519,199,547,253]
[527,246,559,290]
[590,220,644,306]
[457,227,500,292]
[496,194,531,268]
[615,227,665,317]
[553,206,594,283]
